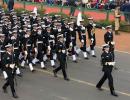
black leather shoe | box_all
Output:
[73,60,78,63]
[52,65,56,68]
[32,63,36,66]
[42,67,47,70]
[17,74,22,77]
[111,91,118,97]
[114,67,118,70]
[96,86,103,91]
[68,53,72,56]
[92,55,97,57]
[31,69,36,73]
[53,70,57,77]
[20,66,26,69]
[64,78,70,81]
[2,87,7,93]
[84,57,89,60]
[13,93,18,98]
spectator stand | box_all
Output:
[1,0,130,32]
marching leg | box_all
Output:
[96,72,107,90]
[50,60,55,68]
[72,54,77,63]
[2,80,9,93]
[16,67,22,77]
[83,52,89,59]
[21,60,26,68]
[62,65,69,81]
[29,63,34,72]
[40,62,46,69]
[43,54,48,62]
[53,53,57,61]
[90,45,96,57]
[86,46,90,54]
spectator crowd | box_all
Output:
[28,0,130,10]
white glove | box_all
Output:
[110,62,116,66]
[11,36,16,40]
[19,30,22,32]
[81,39,84,43]
[70,27,73,31]
[91,38,94,43]
[111,41,115,45]
[48,46,51,51]
[70,42,73,47]
[23,19,25,21]
[64,38,66,41]
[91,38,94,41]
[62,50,66,53]
[3,71,8,79]
[50,35,54,38]
[25,34,29,38]
[93,24,96,27]
[10,64,15,69]
[42,25,46,28]
[58,29,61,32]
[24,22,27,24]
[9,31,12,34]
[106,62,116,66]
[38,31,42,35]
[34,48,38,53]
[24,51,28,55]
[28,25,31,28]
[81,27,85,30]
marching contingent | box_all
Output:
[0,6,118,98]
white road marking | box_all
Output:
[36,68,130,97]
[55,96,69,100]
